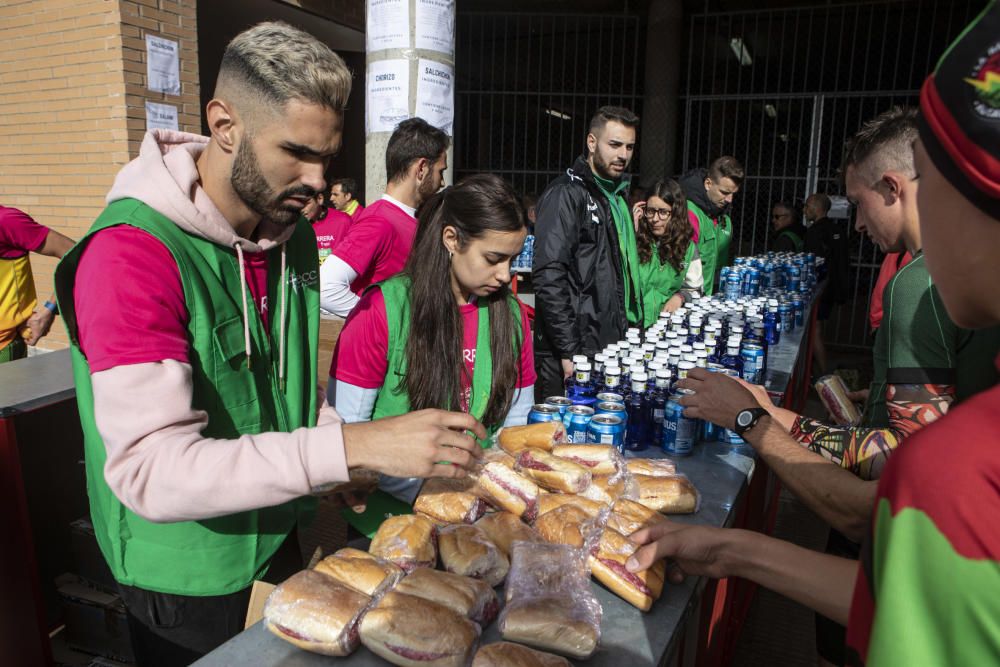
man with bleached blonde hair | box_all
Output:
[54,22,484,664]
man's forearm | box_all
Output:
[727,529,857,625]
[747,417,876,541]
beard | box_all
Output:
[591,149,628,181]
[231,138,317,228]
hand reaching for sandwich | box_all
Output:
[625,519,743,584]
[343,409,486,479]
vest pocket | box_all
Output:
[211,316,260,410]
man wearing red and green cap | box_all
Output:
[622,4,1000,665]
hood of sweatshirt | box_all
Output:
[106,129,297,378]
[679,168,729,220]
[106,129,297,252]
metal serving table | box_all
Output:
[195,306,816,667]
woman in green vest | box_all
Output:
[329,173,536,513]
[637,179,703,328]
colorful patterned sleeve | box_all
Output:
[790,382,954,480]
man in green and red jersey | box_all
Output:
[679,155,744,294]
[624,4,1000,664]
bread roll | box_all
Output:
[500,597,599,659]
[551,444,619,475]
[360,591,480,667]
[314,548,403,597]
[534,505,592,547]
[264,569,371,656]
[607,498,667,536]
[395,567,500,626]
[438,524,509,587]
[536,493,605,519]
[625,458,677,477]
[414,485,490,525]
[472,642,572,667]
[514,448,592,493]
[498,422,566,456]
[369,514,437,572]
[588,528,665,611]
[633,474,699,514]
[578,473,637,505]
[474,511,544,558]
[475,463,540,522]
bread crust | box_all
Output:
[633,474,699,514]
[514,448,592,493]
[534,504,593,547]
[498,422,565,456]
[264,569,371,656]
[588,528,665,611]
[414,488,490,524]
[438,524,510,587]
[606,497,666,536]
[474,511,543,557]
[314,550,403,597]
[476,463,540,522]
[551,444,619,475]
[394,567,500,626]
[369,514,438,572]
[535,493,605,518]
[500,597,599,659]
[472,641,572,667]
[359,591,480,667]
[625,458,677,477]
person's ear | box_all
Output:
[704,177,713,192]
[413,157,430,183]
[586,132,597,157]
[206,99,238,153]
[442,225,460,255]
[879,172,905,205]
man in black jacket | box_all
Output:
[532,106,642,400]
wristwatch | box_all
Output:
[734,407,769,436]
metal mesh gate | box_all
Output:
[454,12,645,199]
[681,0,983,349]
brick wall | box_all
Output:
[0,0,200,350]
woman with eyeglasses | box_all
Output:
[327,174,536,533]
[636,179,703,327]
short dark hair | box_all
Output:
[808,192,832,214]
[841,107,918,184]
[385,118,450,183]
[708,156,745,187]
[331,177,357,199]
[589,106,640,136]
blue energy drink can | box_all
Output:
[565,405,594,443]
[662,390,697,456]
[544,395,572,418]
[528,404,561,424]
[586,414,625,450]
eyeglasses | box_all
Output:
[772,213,790,219]
[645,208,672,220]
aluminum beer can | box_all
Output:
[594,401,628,428]
[528,404,561,424]
[740,343,766,384]
[725,271,743,301]
[662,390,697,456]
[778,302,794,332]
[544,396,572,418]
[586,414,625,449]
[565,405,595,443]
[596,392,625,404]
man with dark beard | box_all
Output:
[532,106,642,400]
[53,22,483,666]
[320,117,449,317]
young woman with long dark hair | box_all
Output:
[328,173,535,513]
[636,179,703,327]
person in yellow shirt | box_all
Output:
[0,206,74,362]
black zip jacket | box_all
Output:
[532,156,628,360]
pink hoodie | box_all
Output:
[76,130,349,523]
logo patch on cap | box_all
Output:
[963,45,1000,119]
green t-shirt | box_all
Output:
[865,252,1000,426]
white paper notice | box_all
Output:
[367,59,410,134]
[145,35,180,95]
[145,101,178,131]
[416,59,453,134]
[415,0,455,56]
[367,0,409,52]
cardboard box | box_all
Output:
[57,577,134,663]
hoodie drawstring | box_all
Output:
[234,243,252,370]
[279,244,287,392]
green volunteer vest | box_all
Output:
[638,242,696,328]
[688,200,732,295]
[776,229,805,252]
[343,275,523,536]
[54,198,320,596]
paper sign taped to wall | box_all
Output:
[145,35,180,95]
[145,101,178,131]
[416,59,453,134]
